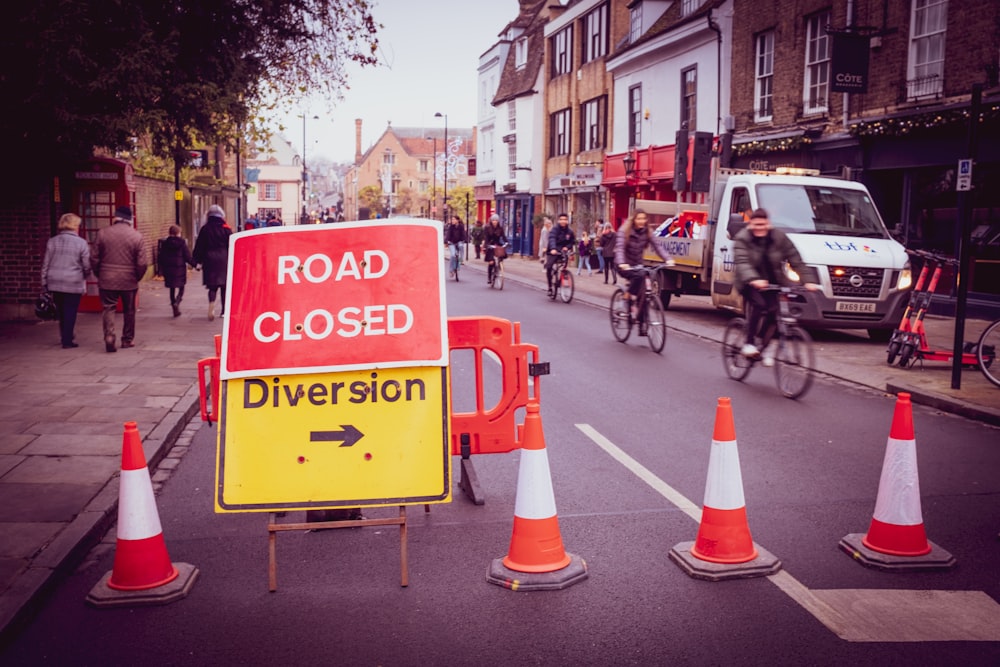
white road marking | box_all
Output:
[575,423,1000,642]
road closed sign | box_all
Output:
[221,220,448,379]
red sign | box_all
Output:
[221,220,447,379]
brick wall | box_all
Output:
[0,171,205,321]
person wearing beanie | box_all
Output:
[192,205,232,320]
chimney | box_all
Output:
[355,119,363,164]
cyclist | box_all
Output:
[733,208,819,365]
[545,213,576,297]
[444,214,467,278]
[615,209,674,318]
[483,213,507,284]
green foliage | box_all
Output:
[3,1,381,176]
[445,186,475,223]
[358,185,384,219]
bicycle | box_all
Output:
[721,285,815,399]
[446,242,463,282]
[975,317,1000,388]
[486,244,506,290]
[609,265,667,353]
[547,249,574,303]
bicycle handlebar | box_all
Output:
[905,247,958,266]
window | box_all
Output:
[552,26,573,77]
[628,85,642,147]
[419,159,429,173]
[418,181,429,194]
[261,183,279,201]
[908,0,947,98]
[755,31,774,121]
[804,11,831,113]
[681,67,697,131]
[629,5,642,44]
[550,108,571,156]
[515,37,528,69]
[508,101,516,132]
[582,4,608,63]
[681,0,704,16]
[580,96,607,151]
[508,142,517,180]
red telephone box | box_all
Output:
[71,157,137,312]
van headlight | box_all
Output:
[896,264,912,290]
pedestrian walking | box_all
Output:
[577,232,594,276]
[91,205,147,352]
[538,216,552,265]
[192,204,232,320]
[599,222,618,284]
[158,225,196,317]
[40,212,91,348]
[470,219,485,259]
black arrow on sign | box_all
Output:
[310,425,364,447]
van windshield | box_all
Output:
[755,184,889,238]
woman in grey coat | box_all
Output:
[41,213,91,348]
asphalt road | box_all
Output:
[3,276,999,666]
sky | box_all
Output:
[273,0,521,165]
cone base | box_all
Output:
[86,562,199,608]
[487,553,588,591]
[669,541,781,581]
[839,533,956,571]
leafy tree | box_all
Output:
[358,185,384,219]
[3,1,380,178]
[445,186,475,223]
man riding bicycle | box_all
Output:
[733,208,819,366]
[545,213,576,297]
[483,213,507,284]
[615,209,674,318]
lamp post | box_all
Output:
[435,112,448,222]
[383,147,394,217]
[300,114,318,224]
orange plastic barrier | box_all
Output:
[446,316,545,457]
[197,335,221,424]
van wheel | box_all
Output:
[867,328,892,343]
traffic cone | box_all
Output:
[839,393,955,570]
[487,402,587,591]
[670,398,780,580]
[87,422,199,607]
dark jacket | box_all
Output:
[159,235,195,288]
[92,221,148,291]
[444,222,467,244]
[599,230,617,258]
[615,225,670,267]
[547,224,576,254]
[732,227,816,290]
[483,222,506,247]
[192,216,232,287]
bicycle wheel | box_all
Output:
[645,295,667,353]
[558,269,574,303]
[609,289,631,343]
[721,318,753,381]
[774,325,815,399]
[493,261,504,290]
[976,318,1000,388]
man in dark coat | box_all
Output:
[192,204,232,320]
[91,205,147,352]
[159,225,196,317]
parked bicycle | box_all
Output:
[721,285,815,399]
[976,317,1000,388]
[609,265,667,353]
[547,248,574,303]
[487,244,506,290]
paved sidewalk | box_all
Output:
[1,258,998,644]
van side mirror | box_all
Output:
[727,214,747,240]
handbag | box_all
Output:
[493,245,507,259]
[35,291,57,321]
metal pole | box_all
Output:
[951,84,981,390]
[436,112,448,222]
[465,192,470,260]
[301,115,307,224]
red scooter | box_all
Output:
[886,249,979,368]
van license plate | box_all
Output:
[836,301,876,313]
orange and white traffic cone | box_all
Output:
[670,397,781,580]
[839,393,955,570]
[87,422,199,607]
[487,402,587,591]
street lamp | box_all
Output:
[300,113,318,224]
[435,112,448,222]
[383,147,394,217]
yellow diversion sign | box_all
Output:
[216,366,451,512]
